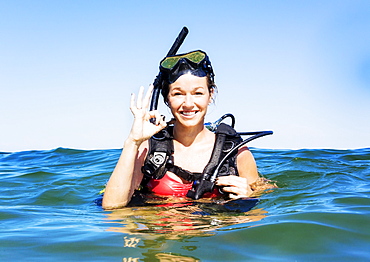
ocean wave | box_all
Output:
[1,147,369,260]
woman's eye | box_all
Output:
[195,92,204,95]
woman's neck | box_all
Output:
[173,123,207,147]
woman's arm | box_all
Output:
[235,146,259,183]
[102,140,147,209]
[102,85,166,209]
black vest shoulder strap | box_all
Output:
[141,123,242,184]
[202,123,242,179]
[141,126,174,181]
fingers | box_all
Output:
[136,86,144,109]
[216,176,251,198]
[216,176,247,186]
[136,85,154,110]
[130,93,136,112]
[143,84,154,109]
[147,110,161,125]
[147,110,166,127]
[130,85,154,114]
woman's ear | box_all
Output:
[165,96,170,107]
[209,88,215,104]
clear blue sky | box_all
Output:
[1,0,369,152]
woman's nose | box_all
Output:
[183,94,194,107]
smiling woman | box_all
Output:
[102,48,265,210]
[167,73,213,128]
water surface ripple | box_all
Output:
[1,148,369,261]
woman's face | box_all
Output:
[167,73,213,128]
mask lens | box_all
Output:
[160,51,206,69]
[186,51,206,63]
[161,57,180,69]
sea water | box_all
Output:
[1,147,369,261]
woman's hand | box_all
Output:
[215,176,253,199]
[129,85,167,145]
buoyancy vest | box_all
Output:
[141,123,243,196]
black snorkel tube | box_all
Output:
[150,27,189,112]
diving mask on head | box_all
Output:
[159,50,215,84]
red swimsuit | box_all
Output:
[147,173,192,196]
[147,173,221,198]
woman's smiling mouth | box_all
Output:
[180,110,198,117]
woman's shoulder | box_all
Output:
[236,145,259,181]
[236,145,255,163]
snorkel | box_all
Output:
[150,27,189,112]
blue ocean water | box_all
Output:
[1,147,369,261]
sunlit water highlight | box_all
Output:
[1,148,369,261]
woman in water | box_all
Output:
[102,50,261,210]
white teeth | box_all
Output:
[182,111,196,116]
